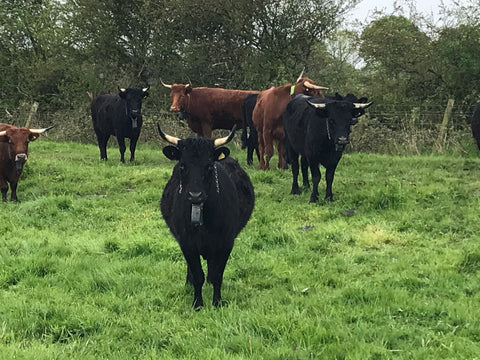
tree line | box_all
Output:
[1,0,480,125]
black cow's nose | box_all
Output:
[187,191,206,204]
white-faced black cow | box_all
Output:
[283,94,372,203]
[0,123,53,201]
[158,124,255,309]
[90,87,149,162]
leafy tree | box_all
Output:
[359,16,436,107]
[432,24,480,110]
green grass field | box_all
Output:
[1,139,480,359]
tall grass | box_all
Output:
[1,139,480,359]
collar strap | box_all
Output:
[290,85,295,95]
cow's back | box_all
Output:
[189,88,259,132]
[91,93,122,134]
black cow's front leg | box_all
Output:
[309,164,321,203]
[182,249,205,309]
[324,165,337,202]
[117,136,127,163]
[207,254,230,307]
[129,135,138,162]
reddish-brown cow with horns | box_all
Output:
[0,123,53,201]
[162,81,259,138]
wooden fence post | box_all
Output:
[24,102,39,128]
[433,98,455,153]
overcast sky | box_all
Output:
[349,0,460,23]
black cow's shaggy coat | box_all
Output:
[159,127,254,309]
[241,93,260,165]
[283,94,371,203]
[90,87,149,162]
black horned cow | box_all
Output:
[283,93,372,203]
[252,75,328,170]
[158,124,255,309]
[90,87,149,162]
[0,123,53,201]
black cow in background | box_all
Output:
[159,125,255,309]
[471,103,480,151]
[90,87,149,162]
[283,93,372,203]
[241,93,260,165]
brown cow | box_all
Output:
[162,81,259,138]
[0,124,53,201]
[252,77,328,170]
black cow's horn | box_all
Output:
[304,81,329,90]
[29,125,55,134]
[214,125,237,147]
[307,101,326,109]
[142,86,150,92]
[118,87,126,92]
[157,123,180,145]
[161,79,172,89]
[354,102,373,109]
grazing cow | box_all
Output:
[90,87,149,162]
[158,125,255,309]
[283,94,372,203]
[252,76,328,170]
[162,81,259,138]
[471,103,480,151]
[241,93,260,165]
[0,124,53,201]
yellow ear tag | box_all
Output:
[218,152,226,160]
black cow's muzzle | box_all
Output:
[130,110,141,129]
[187,191,208,226]
[335,137,349,152]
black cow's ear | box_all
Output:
[163,145,181,160]
[214,147,230,161]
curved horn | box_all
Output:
[296,67,305,83]
[354,101,373,109]
[0,131,6,136]
[29,125,55,134]
[214,125,237,147]
[161,79,172,89]
[307,101,327,109]
[142,86,150,92]
[304,81,329,90]
[157,123,180,145]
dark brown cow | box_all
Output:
[162,81,259,138]
[0,124,53,201]
[252,77,328,170]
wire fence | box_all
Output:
[1,102,478,157]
